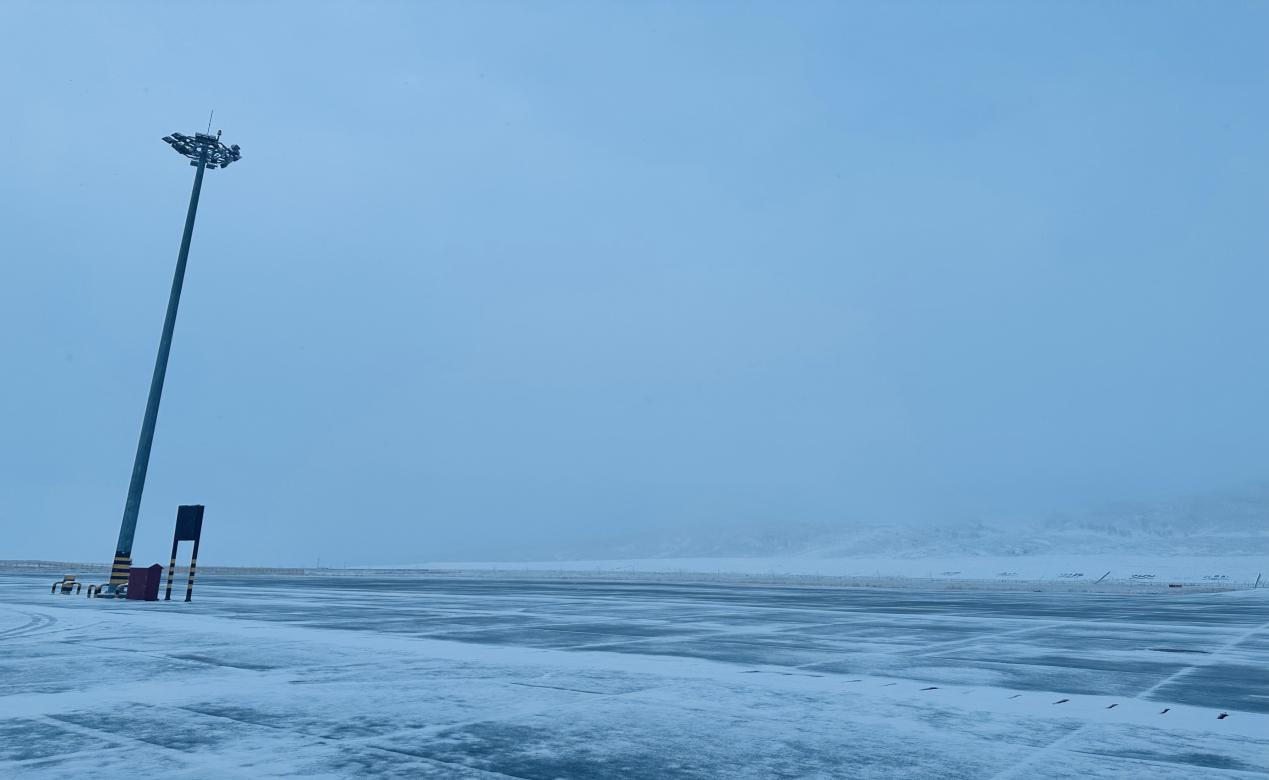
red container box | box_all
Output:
[126,564,164,601]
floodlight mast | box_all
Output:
[106,130,242,592]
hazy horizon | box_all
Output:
[4,2,1269,566]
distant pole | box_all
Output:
[108,130,241,590]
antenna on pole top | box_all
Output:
[206,109,214,134]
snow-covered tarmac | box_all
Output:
[2,574,1267,778]
[399,553,1266,589]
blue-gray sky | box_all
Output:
[3,2,1268,566]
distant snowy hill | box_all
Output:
[543,485,1269,561]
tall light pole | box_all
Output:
[107,130,242,591]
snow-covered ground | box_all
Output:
[2,573,1267,778]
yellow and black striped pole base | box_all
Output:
[185,557,197,602]
[164,555,177,601]
[109,554,132,588]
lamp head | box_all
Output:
[163,130,242,169]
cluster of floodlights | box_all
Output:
[161,131,242,169]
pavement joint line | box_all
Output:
[1063,749,1269,779]
[357,742,534,779]
[1,743,134,771]
[1136,619,1269,701]
[49,640,292,673]
[988,618,1269,780]
[509,681,617,694]
[904,619,1070,656]
[788,619,1073,670]
[174,703,333,740]
[45,704,343,780]
[38,712,185,758]
[328,687,673,752]
[141,662,662,761]
[568,634,690,651]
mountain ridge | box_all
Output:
[539,485,1269,561]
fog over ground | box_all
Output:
[2,3,1268,567]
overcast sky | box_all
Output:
[3,2,1268,566]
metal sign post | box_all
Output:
[165,505,205,602]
